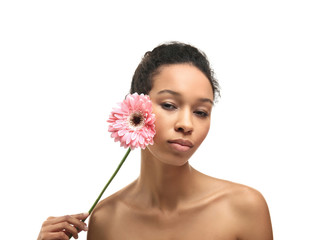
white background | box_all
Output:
[1,0,309,239]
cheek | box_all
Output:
[153,109,173,137]
[196,122,211,143]
[151,112,172,149]
[153,120,167,144]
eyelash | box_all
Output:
[161,102,177,110]
[194,110,209,118]
[160,103,209,118]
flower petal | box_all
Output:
[107,93,156,149]
[131,131,137,140]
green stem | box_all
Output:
[69,148,131,239]
[87,147,131,215]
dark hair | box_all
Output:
[130,41,220,101]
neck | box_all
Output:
[136,148,198,211]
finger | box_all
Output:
[47,213,88,224]
[46,214,88,232]
[46,213,89,225]
[70,212,89,221]
[40,231,70,240]
[43,222,79,239]
[67,213,89,231]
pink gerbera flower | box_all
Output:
[107,93,156,149]
[68,94,156,238]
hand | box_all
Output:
[37,212,89,240]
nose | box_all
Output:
[174,108,193,134]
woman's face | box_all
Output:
[146,63,214,166]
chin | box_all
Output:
[145,144,194,166]
[159,153,192,167]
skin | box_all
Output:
[86,64,273,240]
[37,213,89,240]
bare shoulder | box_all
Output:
[204,175,267,208]
[87,181,136,240]
[231,182,273,239]
[88,191,119,224]
[87,192,118,239]
[224,180,269,214]
[206,176,273,240]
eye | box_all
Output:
[194,110,209,118]
[161,102,177,111]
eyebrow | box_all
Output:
[157,89,214,105]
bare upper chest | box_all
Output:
[104,201,239,240]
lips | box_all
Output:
[168,139,194,152]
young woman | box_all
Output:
[37,42,273,240]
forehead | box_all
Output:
[150,64,214,100]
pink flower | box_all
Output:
[107,93,156,149]
[69,94,156,237]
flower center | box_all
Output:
[129,111,145,129]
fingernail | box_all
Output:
[84,225,88,231]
